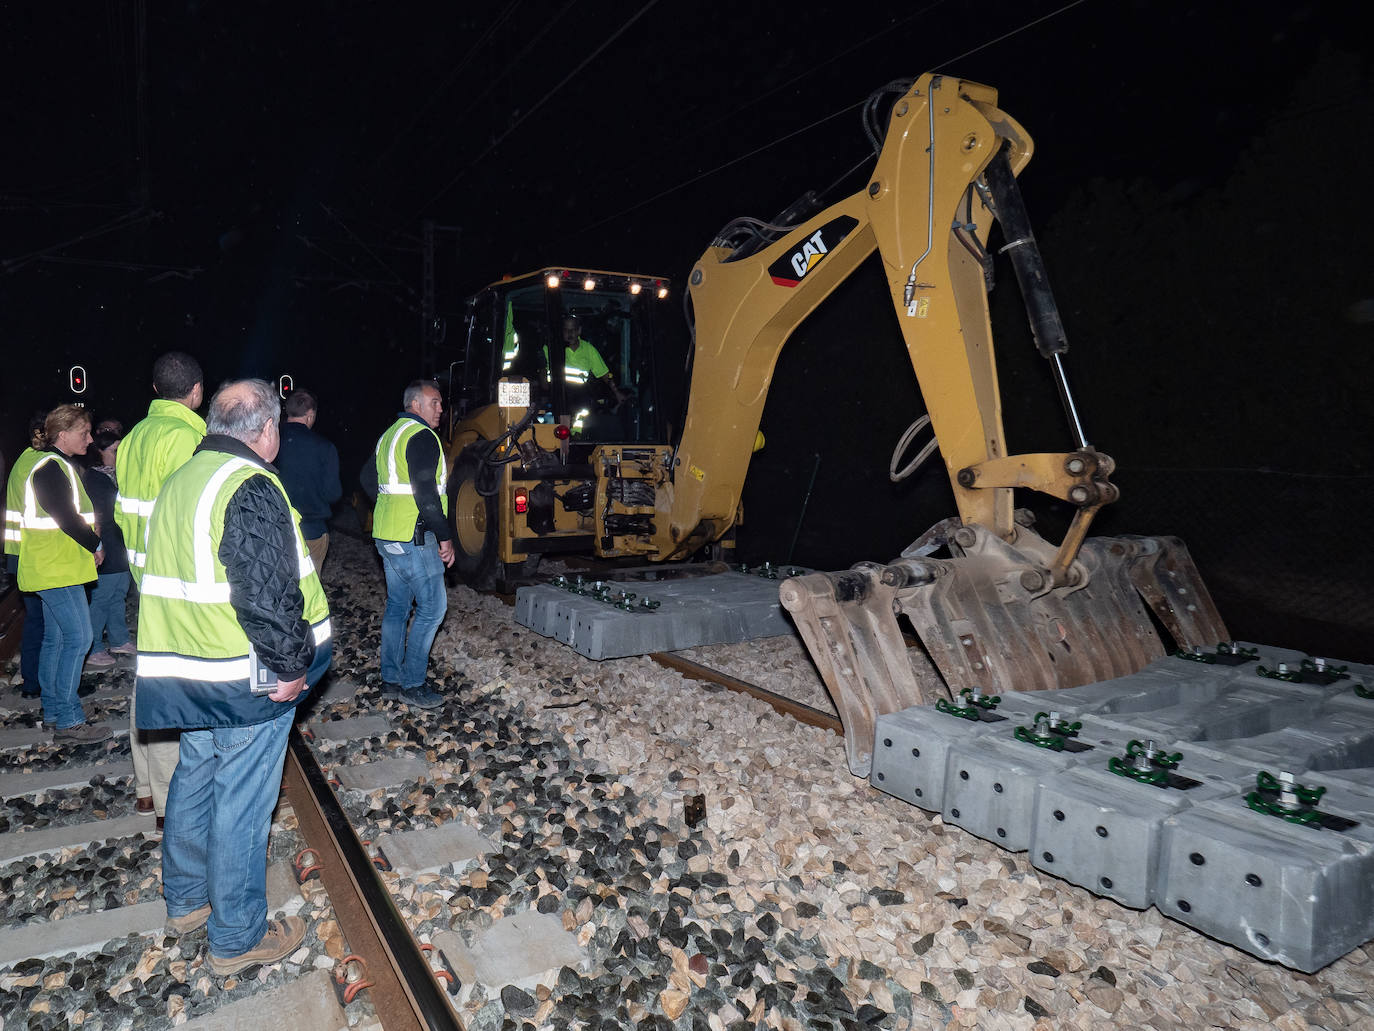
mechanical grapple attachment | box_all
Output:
[780,524,1228,777]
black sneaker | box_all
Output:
[397,685,444,709]
[380,682,403,700]
[18,683,41,699]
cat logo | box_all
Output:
[768,215,859,287]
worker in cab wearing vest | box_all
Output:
[135,378,331,976]
[18,405,110,743]
[364,379,454,710]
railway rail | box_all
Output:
[283,733,461,1031]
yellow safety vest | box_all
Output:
[372,417,447,542]
[4,447,44,558]
[115,398,206,583]
[135,449,330,727]
[17,453,97,591]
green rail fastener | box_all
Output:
[1245,770,1327,826]
[1174,642,1259,664]
[612,590,638,611]
[1174,645,1216,664]
[1042,711,1081,738]
[1354,682,1373,699]
[935,686,1002,721]
[1107,739,1182,787]
[637,597,660,612]
[1257,661,1302,683]
[1302,657,1348,678]
[1013,711,1075,751]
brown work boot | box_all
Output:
[53,722,112,744]
[208,916,306,976]
[164,903,212,937]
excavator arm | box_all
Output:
[656,75,1104,568]
[658,74,1227,775]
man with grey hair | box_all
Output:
[363,378,453,710]
[135,378,332,977]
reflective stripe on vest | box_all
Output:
[4,448,46,557]
[116,495,156,517]
[137,619,334,684]
[22,459,96,531]
[114,399,207,585]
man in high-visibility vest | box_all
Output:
[135,378,331,976]
[367,380,454,709]
[544,315,628,403]
[115,351,205,825]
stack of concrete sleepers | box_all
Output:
[870,643,1374,971]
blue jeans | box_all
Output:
[21,591,43,687]
[5,555,43,687]
[88,570,132,649]
[163,643,331,957]
[376,534,448,689]
[37,585,93,729]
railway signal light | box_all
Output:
[279,374,293,399]
[69,366,87,394]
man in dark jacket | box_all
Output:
[275,388,341,573]
[135,378,332,977]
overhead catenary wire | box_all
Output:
[606,3,953,187]
[320,204,411,287]
[367,1,527,176]
[411,0,660,219]
[552,0,1097,242]
[1,208,156,274]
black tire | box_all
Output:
[505,553,542,587]
[448,446,500,590]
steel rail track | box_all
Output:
[283,730,463,1031]
[649,652,845,736]
[492,575,845,737]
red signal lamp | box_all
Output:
[513,487,529,515]
[553,424,571,441]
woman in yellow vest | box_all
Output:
[17,405,110,743]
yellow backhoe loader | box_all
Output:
[442,73,1228,776]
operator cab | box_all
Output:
[452,268,673,452]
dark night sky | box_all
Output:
[3,1,1370,652]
